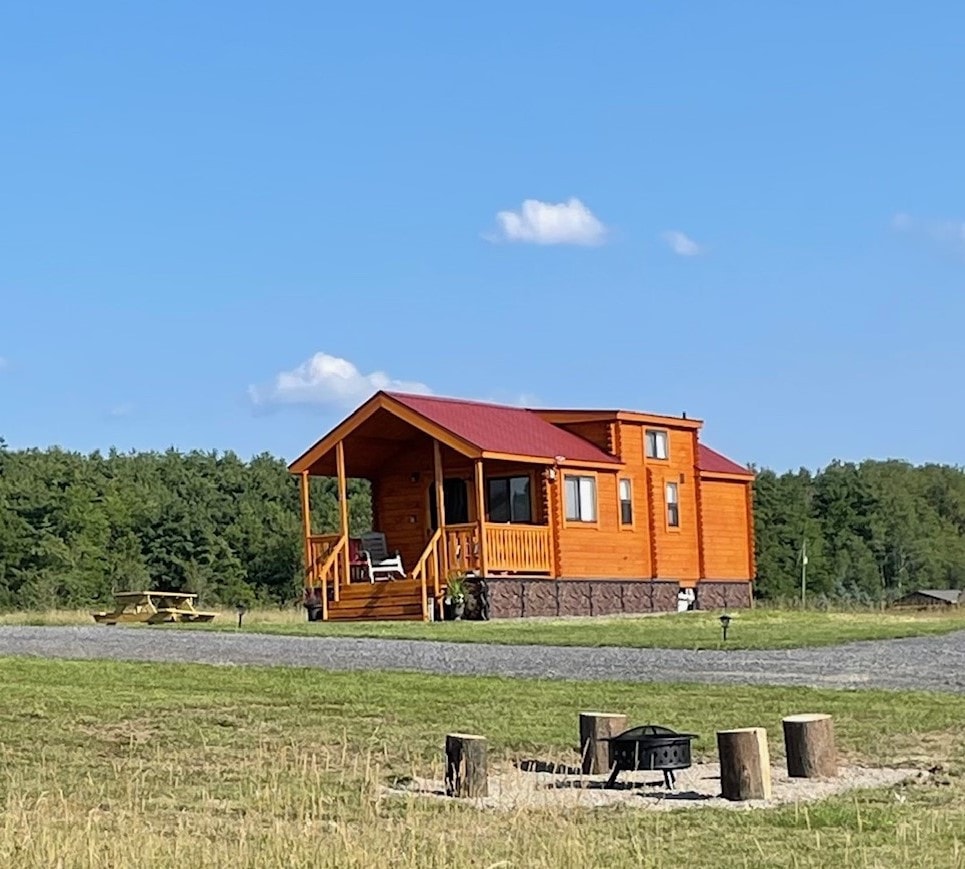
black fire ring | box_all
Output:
[605,725,697,789]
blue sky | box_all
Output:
[2,1,963,473]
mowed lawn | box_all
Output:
[0,656,963,867]
[196,606,965,650]
[4,605,965,649]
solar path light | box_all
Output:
[719,613,733,642]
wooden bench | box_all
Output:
[92,591,218,625]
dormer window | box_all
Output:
[645,429,669,460]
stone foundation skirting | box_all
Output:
[475,577,752,620]
[695,580,753,610]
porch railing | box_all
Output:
[444,523,480,573]
[484,523,553,574]
[441,523,553,575]
[411,528,443,621]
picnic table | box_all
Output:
[92,591,218,625]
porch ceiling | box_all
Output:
[305,407,473,478]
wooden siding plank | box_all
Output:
[701,479,753,579]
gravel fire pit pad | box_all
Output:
[387,762,923,811]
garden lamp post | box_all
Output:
[719,613,732,642]
[236,603,247,629]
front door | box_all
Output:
[428,478,469,530]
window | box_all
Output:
[619,478,633,525]
[564,475,597,522]
[665,481,680,528]
[487,476,532,523]
[646,429,669,459]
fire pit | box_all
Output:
[605,725,697,789]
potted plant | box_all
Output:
[444,572,467,620]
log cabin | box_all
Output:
[288,391,755,621]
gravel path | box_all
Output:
[0,626,964,693]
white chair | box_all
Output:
[359,532,405,582]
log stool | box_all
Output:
[717,727,772,800]
[445,733,488,797]
[579,712,628,775]
[782,714,837,778]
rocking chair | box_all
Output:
[358,532,405,582]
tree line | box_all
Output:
[753,459,965,603]
[0,440,370,609]
[0,438,963,608]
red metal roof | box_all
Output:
[698,443,752,476]
[385,392,620,464]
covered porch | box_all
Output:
[290,395,557,621]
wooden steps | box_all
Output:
[326,579,427,622]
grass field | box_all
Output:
[0,656,963,867]
[6,605,963,650]
[208,606,965,650]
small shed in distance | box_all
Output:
[892,589,963,608]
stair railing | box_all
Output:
[411,528,443,621]
[310,535,348,620]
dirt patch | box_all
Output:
[387,762,924,811]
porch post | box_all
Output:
[336,441,349,599]
[474,459,488,576]
[433,440,449,572]
[299,471,312,585]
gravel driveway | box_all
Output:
[0,626,963,693]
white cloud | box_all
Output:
[107,403,134,418]
[660,230,703,257]
[0,356,7,371]
[487,198,607,246]
[891,212,913,231]
[892,212,965,253]
[249,352,432,409]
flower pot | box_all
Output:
[443,598,466,621]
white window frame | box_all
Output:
[564,474,597,523]
[646,429,669,460]
[618,478,633,526]
[665,481,680,528]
